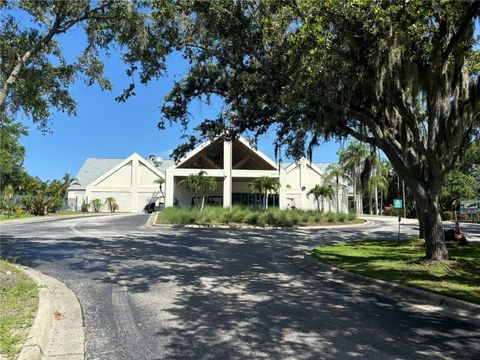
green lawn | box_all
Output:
[157,206,360,227]
[0,213,33,221]
[311,240,480,304]
[0,210,83,221]
[0,260,38,359]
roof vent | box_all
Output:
[148,155,163,168]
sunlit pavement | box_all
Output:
[1,214,479,359]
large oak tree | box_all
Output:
[0,0,173,132]
[148,0,479,259]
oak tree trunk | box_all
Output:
[422,194,448,259]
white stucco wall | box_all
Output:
[73,154,165,213]
[284,160,349,212]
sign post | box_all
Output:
[394,199,403,244]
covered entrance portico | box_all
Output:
[165,136,285,208]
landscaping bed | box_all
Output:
[156,206,359,227]
[0,260,38,359]
[311,239,480,304]
[0,210,83,221]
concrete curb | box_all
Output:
[18,267,85,360]
[296,254,480,321]
[151,216,373,230]
[17,268,53,360]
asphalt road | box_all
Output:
[1,215,479,359]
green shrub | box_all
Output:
[245,212,259,225]
[383,206,398,216]
[30,194,50,215]
[90,199,103,213]
[348,213,357,221]
[158,206,358,227]
[442,211,454,221]
[326,212,337,222]
[81,202,89,213]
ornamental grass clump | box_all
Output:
[157,206,356,227]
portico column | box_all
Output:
[223,139,232,209]
[279,168,287,209]
[165,170,175,207]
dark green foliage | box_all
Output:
[442,211,454,221]
[143,1,479,259]
[0,117,27,192]
[1,0,173,132]
[81,202,89,213]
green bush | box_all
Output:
[30,194,51,215]
[442,211,454,221]
[326,212,337,222]
[383,206,398,216]
[81,202,89,213]
[90,199,103,213]
[337,213,347,222]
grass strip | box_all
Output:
[0,260,39,359]
[311,239,480,304]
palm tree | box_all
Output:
[154,177,165,205]
[195,171,216,212]
[178,173,201,208]
[178,171,216,212]
[90,199,103,213]
[249,177,279,211]
[307,185,334,212]
[325,164,346,213]
[105,197,119,213]
[154,177,165,195]
[338,141,369,214]
[61,173,78,197]
[367,158,390,215]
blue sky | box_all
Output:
[18,23,340,181]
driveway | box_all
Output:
[1,215,479,359]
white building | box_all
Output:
[68,136,349,213]
[66,153,170,213]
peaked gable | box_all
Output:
[172,135,277,171]
[91,153,164,188]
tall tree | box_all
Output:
[0,117,27,190]
[338,142,369,214]
[325,164,345,213]
[1,0,172,131]
[367,157,390,215]
[148,1,479,260]
[193,171,216,212]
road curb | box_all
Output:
[18,267,85,360]
[17,268,53,360]
[296,254,480,321]
[151,218,373,230]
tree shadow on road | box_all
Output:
[2,225,478,359]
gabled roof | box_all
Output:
[90,153,164,187]
[283,158,350,188]
[169,135,278,171]
[73,158,124,188]
[285,158,325,177]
